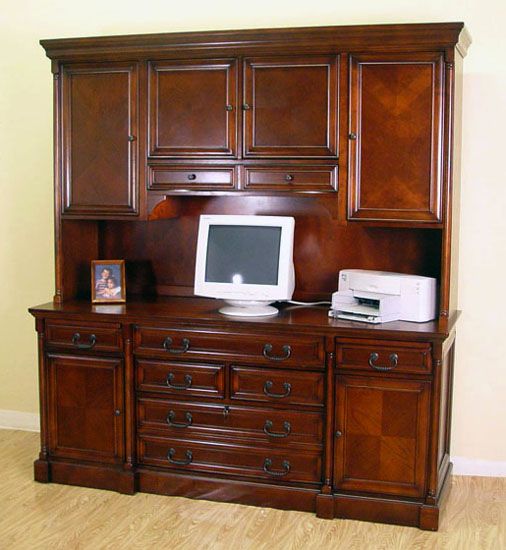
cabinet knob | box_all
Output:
[242,103,251,110]
[335,430,342,438]
[187,174,197,181]
[128,135,136,142]
[114,409,121,416]
[225,104,233,111]
[348,132,357,140]
[284,174,294,182]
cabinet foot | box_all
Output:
[34,459,51,483]
[315,493,334,519]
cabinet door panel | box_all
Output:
[47,354,124,463]
[334,375,430,497]
[149,60,237,157]
[243,56,338,158]
[348,53,443,222]
[62,63,138,216]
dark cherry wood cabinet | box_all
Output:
[242,56,338,158]
[148,59,237,157]
[61,62,139,217]
[46,354,124,464]
[33,23,470,531]
[334,375,431,498]
[347,53,444,223]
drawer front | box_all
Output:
[134,326,325,369]
[231,367,324,407]
[336,339,432,375]
[138,435,322,484]
[137,398,323,447]
[244,166,337,191]
[45,321,122,353]
[149,166,235,190]
[136,360,225,399]
[134,326,325,370]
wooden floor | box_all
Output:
[0,430,504,549]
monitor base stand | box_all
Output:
[219,300,278,317]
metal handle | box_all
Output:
[114,409,122,416]
[71,333,96,350]
[166,410,193,428]
[348,132,357,140]
[187,174,197,181]
[368,352,398,372]
[225,104,233,111]
[263,420,291,438]
[163,337,190,354]
[263,344,291,361]
[166,373,192,390]
[263,380,291,399]
[128,135,136,142]
[242,103,251,110]
[167,448,193,466]
[263,458,290,477]
[284,174,294,182]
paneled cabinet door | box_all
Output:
[243,56,338,158]
[61,62,138,217]
[348,53,444,223]
[46,354,124,464]
[334,375,430,498]
[149,59,237,157]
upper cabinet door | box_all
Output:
[348,53,444,223]
[149,60,237,157]
[62,62,138,217]
[243,56,338,158]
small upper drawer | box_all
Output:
[136,359,225,399]
[134,326,325,369]
[148,165,235,190]
[243,166,337,191]
[45,321,122,353]
[336,339,432,375]
[231,366,325,407]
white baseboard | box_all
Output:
[452,456,506,477]
[1,409,504,476]
[0,409,40,432]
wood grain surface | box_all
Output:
[1,429,504,549]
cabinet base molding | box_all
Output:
[35,459,135,495]
[137,468,319,512]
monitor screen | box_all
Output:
[205,225,282,285]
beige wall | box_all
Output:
[1,0,505,466]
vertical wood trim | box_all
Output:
[123,325,135,470]
[337,54,348,224]
[36,318,48,460]
[52,66,63,303]
[322,349,335,492]
[426,342,442,504]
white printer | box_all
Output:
[329,269,437,324]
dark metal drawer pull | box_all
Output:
[71,332,96,350]
[368,352,399,372]
[166,373,192,390]
[263,380,291,398]
[263,458,290,477]
[166,410,193,428]
[163,337,190,354]
[263,420,291,438]
[167,448,193,466]
[263,343,291,361]
[284,174,294,182]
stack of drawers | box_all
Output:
[133,326,326,485]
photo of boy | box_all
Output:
[91,261,126,303]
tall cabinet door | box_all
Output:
[348,53,444,222]
[149,59,237,157]
[334,375,430,498]
[61,62,138,217]
[47,354,125,464]
[243,56,338,158]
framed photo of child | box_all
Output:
[91,260,126,303]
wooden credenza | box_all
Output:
[31,23,470,530]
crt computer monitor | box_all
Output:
[194,215,295,317]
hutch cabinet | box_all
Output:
[31,22,470,530]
